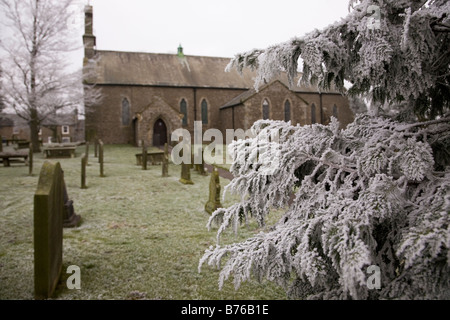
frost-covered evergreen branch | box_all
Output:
[199,115,449,299]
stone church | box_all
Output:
[82,5,353,147]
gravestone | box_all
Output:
[142,140,147,170]
[180,162,193,185]
[81,153,87,189]
[28,143,33,176]
[34,161,64,299]
[99,139,105,177]
[162,143,169,177]
[205,167,222,214]
[85,141,89,166]
[94,138,98,158]
[194,146,207,176]
[0,135,2,152]
[63,178,81,228]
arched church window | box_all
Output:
[311,103,316,124]
[201,99,208,124]
[262,99,270,120]
[284,100,291,122]
[122,98,130,126]
[180,99,188,126]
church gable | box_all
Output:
[135,96,182,147]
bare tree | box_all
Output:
[0,0,101,151]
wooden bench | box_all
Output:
[43,146,77,158]
[0,151,29,167]
[135,150,165,165]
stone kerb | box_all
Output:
[34,161,64,299]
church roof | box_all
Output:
[92,50,257,89]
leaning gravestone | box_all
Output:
[34,161,64,299]
[205,167,223,214]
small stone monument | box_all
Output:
[205,167,222,214]
[28,142,33,176]
[180,162,194,184]
[63,178,81,228]
[81,153,87,189]
[194,146,207,176]
[142,140,148,170]
[99,139,105,177]
[162,143,169,177]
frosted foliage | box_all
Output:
[199,116,450,299]
[201,0,449,300]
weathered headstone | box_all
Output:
[28,143,33,176]
[162,143,169,177]
[99,139,105,177]
[194,146,207,176]
[63,178,81,228]
[81,153,87,189]
[94,138,98,158]
[205,167,223,214]
[85,141,89,166]
[34,161,64,299]
[142,140,147,170]
[179,162,193,185]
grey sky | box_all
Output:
[83,0,351,58]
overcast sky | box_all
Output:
[79,0,351,59]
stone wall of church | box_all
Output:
[85,85,247,145]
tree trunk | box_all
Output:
[29,109,41,153]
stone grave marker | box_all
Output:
[142,140,147,170]
[180,162,194,184]
[81,153,87,189]
[94,138,98,158]
[162,143,169,177]
[194,146,207,176]
[205,167,223,214]
[29,142,33,176]
[85,141,89,165]
[62,178,81,228]
[34,161,64,299]
[99,139,105,177]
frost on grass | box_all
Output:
[199,116,450,299]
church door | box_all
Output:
[153,119,167,147]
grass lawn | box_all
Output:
[0,144,286,300]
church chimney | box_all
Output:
[83,5,96,63]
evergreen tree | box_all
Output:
[199,0,449,299]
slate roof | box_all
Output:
[93,50,257,89]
